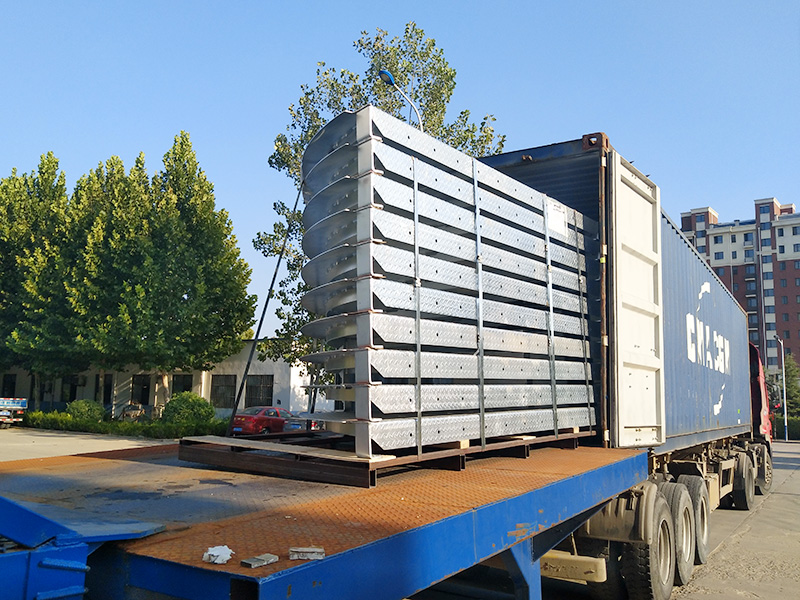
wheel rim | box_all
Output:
[658,519,673,584]
[698,496,708,545]
[680,506,693,558]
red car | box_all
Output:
[231,406,295,435]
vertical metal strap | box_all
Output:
[473,159,486,449]
[574,212,593,434]
[543,200,559,438]
[413,157,423,455]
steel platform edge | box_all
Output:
[91,449,647,600]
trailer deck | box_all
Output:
[0,442,646,599]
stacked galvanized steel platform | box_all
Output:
[299,107,599,457]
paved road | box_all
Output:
[671,441,800,599]
[543,441,800,599]
[0,427,172,461]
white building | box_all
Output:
[0,340,327,418]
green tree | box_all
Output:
[65,134,257,374]
[6,154,88,377]
[255,22,505,366]
[781,351,800,418]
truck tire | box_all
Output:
[658,482,695,586]
[755,445,773,495]
[733,453,755,511]
[676,475,710,564]
[621,493,675,600]
[586,541,628,600]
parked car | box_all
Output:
[231,406,295,435]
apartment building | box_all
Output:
[681,198,799,371]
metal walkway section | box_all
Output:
[298,107,600,457]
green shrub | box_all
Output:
[66,399,106,422]
[161,392,215,424]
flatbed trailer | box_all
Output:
[0,443,645,599]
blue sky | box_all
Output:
[3,1,798,335]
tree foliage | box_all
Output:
[781,351,800,418]
[2,134,256,377]
[255,22,505,366]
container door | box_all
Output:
[609,151,665,447]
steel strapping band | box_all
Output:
[413,157,423,455]
[473,159,486,449]
[543,199,559,438]
[574,211,593,433]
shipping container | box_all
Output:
[480,133,753,454]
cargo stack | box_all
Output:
[299,106,599,457]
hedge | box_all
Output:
[22,410,227,439]
[772,415,800,441]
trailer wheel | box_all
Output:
[754,445,773,495]
[733,453,755,511]
[676,475,710,564]
[585,541,628,600]
[658,482,695,586]
[621,493,675,600]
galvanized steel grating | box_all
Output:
[300,107,598,457]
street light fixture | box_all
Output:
[378,69,424,133]
[776,335,789,442]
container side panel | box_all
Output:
[659,213,751,454]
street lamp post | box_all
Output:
[777,336,789,442]
[378,70,424,133]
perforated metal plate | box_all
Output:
[300,107,598,456]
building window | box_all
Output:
[784,313,791,322]
[745,265,756,275]
[747,298,758,308]
[795,261,800,269]
[760,205,771,214]
[715,252,724,260]
[733,283,739,291]
[131,374,152,406]
[781,278,787,286]
[780,262,786,270]
[172,374,194,394]
[761,238,772,247]
[794,244,800,252]
[732,251,738,259]
[767,339,778,348]
[696,230,706,238]
[94,373,113,406]
[713,235,723,244]
[785,331,791,339]
[210,374,237,409]
[766,323,776,330]
[765,289,775,297]
[763,255,772,263]
[765,306,775,313]
[745,249,754,258]
[778,228,784,237]
[780,245,785,254]
[696,214,706,222]
[761,222,771,231]
[731,234,737,242]
[768,357,778,366]
[733,267,739,275]
[781,295,788,304]
[793,226,800,235]
[748,314,759,325]
[245,375,274,408]
[746,281,757,292]
[697,246,706,253]
[1,374,16,398]
[764,272,773,280]
[750,331,760,342]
